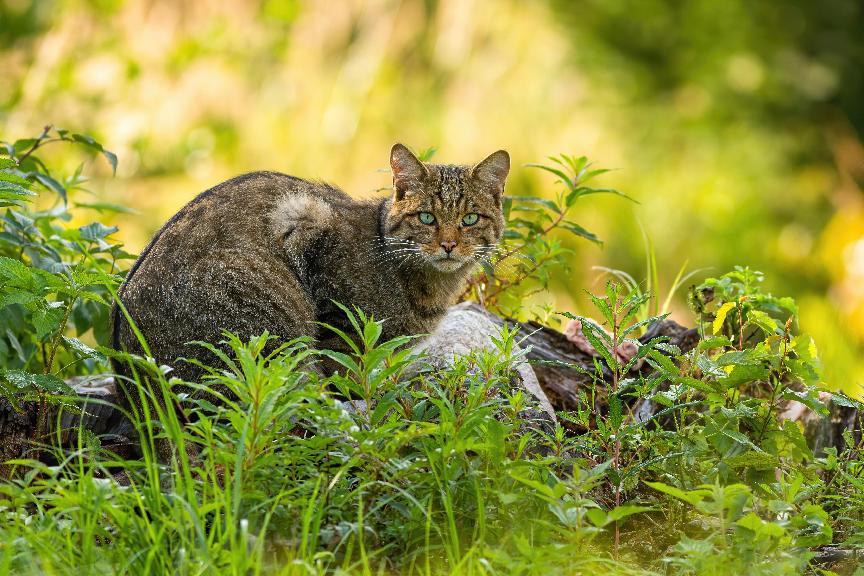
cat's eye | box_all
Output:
[461,213,479,226]
[418,212,436,225]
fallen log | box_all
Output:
[471,303,700,410]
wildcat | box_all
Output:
[111,144,509,385]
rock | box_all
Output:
[411,302,557,422]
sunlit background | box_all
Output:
[2,0,863,393]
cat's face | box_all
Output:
[383,144,509,273]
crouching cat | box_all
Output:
[111,144,509,387]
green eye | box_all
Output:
[461,213,479,226]
[419,212,436,225]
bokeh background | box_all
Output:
[2,0,863,393]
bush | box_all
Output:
[0,127,131,461]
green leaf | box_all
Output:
[318,349,361,375]
[715,348,764,367]
[717,428,762,452]
[62,336,107,362]
[526,163,572,188]
[71,133,118,174]
[32,172,67,204]
[746,309,780,335]
[74,201,137,214]
[677,376,716,394]
[0,290,40,308]
[0,255,35,284]
[79,222,119,242]
[572,186,635,203]
[781,389,828,416]
[0,180,36,207]
[644,481,707,507]
[509,195,560,213]
[5,329,26,363]
[12,138,38,154]
[2,370,74,395]
[580,168,612,183]
[585,508,608,527]
[33,303,65,339]
[724,451,779,470]
[647,348,679,379]
[607,504,653,523]
[415,146,437,162]
[0,258,63,295]
[609,393,622,429]
[621,314,669,340]
[581,320,617,372]
[736,512,785,538]
[589,293,614,325]
[830,392,863,409]
[698,336,733,351]
[718,363,769,387]
[561,220,601,244]
[362,317,383,349]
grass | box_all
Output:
[1,289,863,575]
[0,319,646,575]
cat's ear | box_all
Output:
[471,150,510,198]
[390,143,428,201]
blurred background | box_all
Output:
[1,0,863,392]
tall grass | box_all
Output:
[0,308,654,575]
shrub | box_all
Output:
[0,126,131,458]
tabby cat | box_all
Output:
[112,144,509,382]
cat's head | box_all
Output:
[383,144,509,273]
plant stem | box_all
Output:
[16,125,52,164]
[45,299,74,375]
[611,291,621,557]
[756,320,790,443]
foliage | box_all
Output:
[1,276,861,574]
[0,313,651,575]
[2,135,864,575]
[548,265,864,574]
[0,127,131,441]
[465,154,629,317]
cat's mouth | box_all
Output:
[429,254,469,272]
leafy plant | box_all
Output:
[560,280,669,553]
[0,126,131,461]
[465,154,630,316]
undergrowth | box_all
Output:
[1,130,863,575]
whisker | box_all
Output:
[468,245,534,275]
[395,252,420,271]
[372,236,417,247]
[358,246,423,268]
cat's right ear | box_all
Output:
[390,143,428,201]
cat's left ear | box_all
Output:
[471,150,510,198]
[391,143,428,201]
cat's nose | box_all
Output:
[440,240,457,253]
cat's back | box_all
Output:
[140,171,343,258]
[113,171,346,371]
